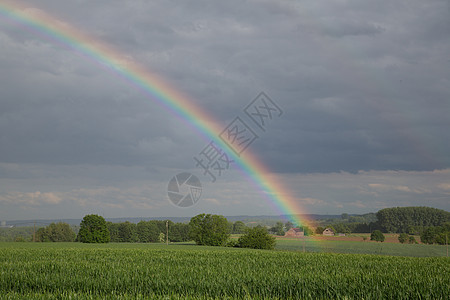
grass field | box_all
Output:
[1,242,449,299]
[274,237,448,257]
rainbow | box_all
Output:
[0,1,313,229]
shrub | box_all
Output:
[398,233,408,244]
[408,236,417,244]
[370,230,385,242]
[238,226,276,250]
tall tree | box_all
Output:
[189,214,230,246]
[77,214,110,243]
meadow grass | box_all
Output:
[0,242,448,299]
[275,238,448,257]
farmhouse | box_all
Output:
[322,228,334,236]
[284,227,304,237]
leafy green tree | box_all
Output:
[189,214,230,246]
[118,221,138,242]
[285,221,294,231]
[106,222,120,242]
[238,226,276,250]
[303,226,314,236]
[77,214,110,243]
[270,222,284,236]
[232,221,248,234]
[377,207,450,233]
[169,223,190,242]
[315,226,325,235]
[136,221,160,243]
[36,222,76,242]
[334,223,351,234]
[398,233,408,244]
[370,230,385,242]
[420,224,449,245]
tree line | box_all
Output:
[15,206,450,246]
[33,214,274,249]
[77,214,275,250]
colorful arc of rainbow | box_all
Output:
[0,1,311,228]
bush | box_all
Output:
[398,233,408,244]
[370,230,385,242]
[420,224,449,245]
[238,226,276,250]
[226,239,239,248]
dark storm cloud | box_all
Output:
[1,0,449,173]
[1,0,449,219]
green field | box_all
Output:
[274,238,448,257]
[0,242,449,299]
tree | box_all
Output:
[136,221,159,242]
[189,214,230,246]
[315,226,325,235]
[370,230,385,242]
[285,221,294,231]
[238,226,276,250]
[77,214,110,243]
[36,222,76,242]
[334,223,351,234]
[341,213,349,220]
[106,222,120,242]
[169,223,190,242]
[420,224,450,245]
[377,207,450,233]
[118,221,138,242]
[232,221,248,234]
[270,222,284,236]
[303,226,314,236]
[398,233,408,244]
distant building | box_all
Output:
[284,228,304,237]
[322,228,334,236]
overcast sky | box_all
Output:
[1,0,449,221]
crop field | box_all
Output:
[0,243,448,299]
[274,237,448,257]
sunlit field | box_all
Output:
[1,242,448,299]
[274,237,448,257]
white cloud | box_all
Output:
[0,191,62,206]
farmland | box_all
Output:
[275,236,448,257]
[1,242,449,299]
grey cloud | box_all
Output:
[1,0,449,219]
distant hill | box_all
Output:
[3,214,350,227]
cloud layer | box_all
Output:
[0,0,449,219]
